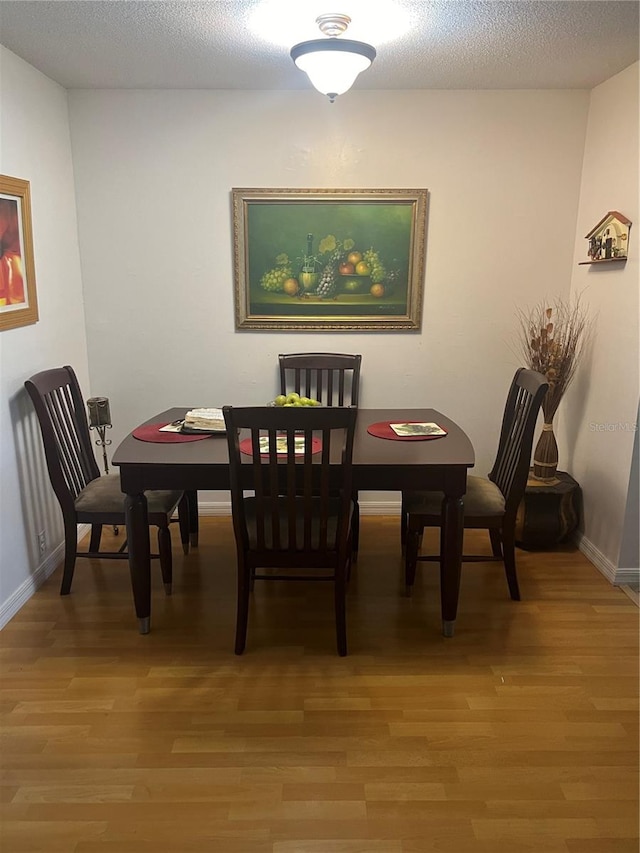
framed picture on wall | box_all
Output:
[232,188,428,331]
[0,175,38,331]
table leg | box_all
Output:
[440,494,464,638]
[124,491,152,634]
[186,490,199,548]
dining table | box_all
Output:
[112,407,475,637]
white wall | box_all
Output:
[68,88,590,505]
[564,62,639,580]
[0,47,89,624]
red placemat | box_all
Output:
[132,423,211,443]
[367,421,449,441]
[240,437,323,456]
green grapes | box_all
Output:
[363,248,386,284]
[260,265,293,292]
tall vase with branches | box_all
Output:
[516,296,591,482]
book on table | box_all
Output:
[181,407,226,433]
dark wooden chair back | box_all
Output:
[223,404,358,655]
[24,365,100,515]
[489,367,550,517]
[279,352,362,406]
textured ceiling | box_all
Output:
[0,0,638,91]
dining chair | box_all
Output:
[223,404,358,656]
[402,368,549,600]
[25,365,190,596]
[279,351,362,555]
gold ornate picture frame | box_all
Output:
[0,175,38,331]
[232,188,428,331]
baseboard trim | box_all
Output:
[615,567,640,585]
[0,524,91,630]
[574,530,638,585]
[197,499,402,517]
[0,547,62,629]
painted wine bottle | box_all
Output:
[299,233,319,292]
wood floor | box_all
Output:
[1,517,638,853]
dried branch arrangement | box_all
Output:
[515,296,591,479]
[516,296,591,421]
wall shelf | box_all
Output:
[578,257,627,266]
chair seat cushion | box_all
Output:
[75,474,182,517]
[244,496,349,549]
[404,475,505,518]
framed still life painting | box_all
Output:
[232,188,428,331]
[0,174,38,331]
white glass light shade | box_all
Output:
[290,38,376,101]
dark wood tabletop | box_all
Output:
[113,407,475,638]
[114,407,474,492]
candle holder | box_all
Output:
[86,397,112,475]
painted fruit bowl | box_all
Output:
[339,275,370,293]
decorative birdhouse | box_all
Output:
[582,211,631,264]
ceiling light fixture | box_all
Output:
[290,13,376,103]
